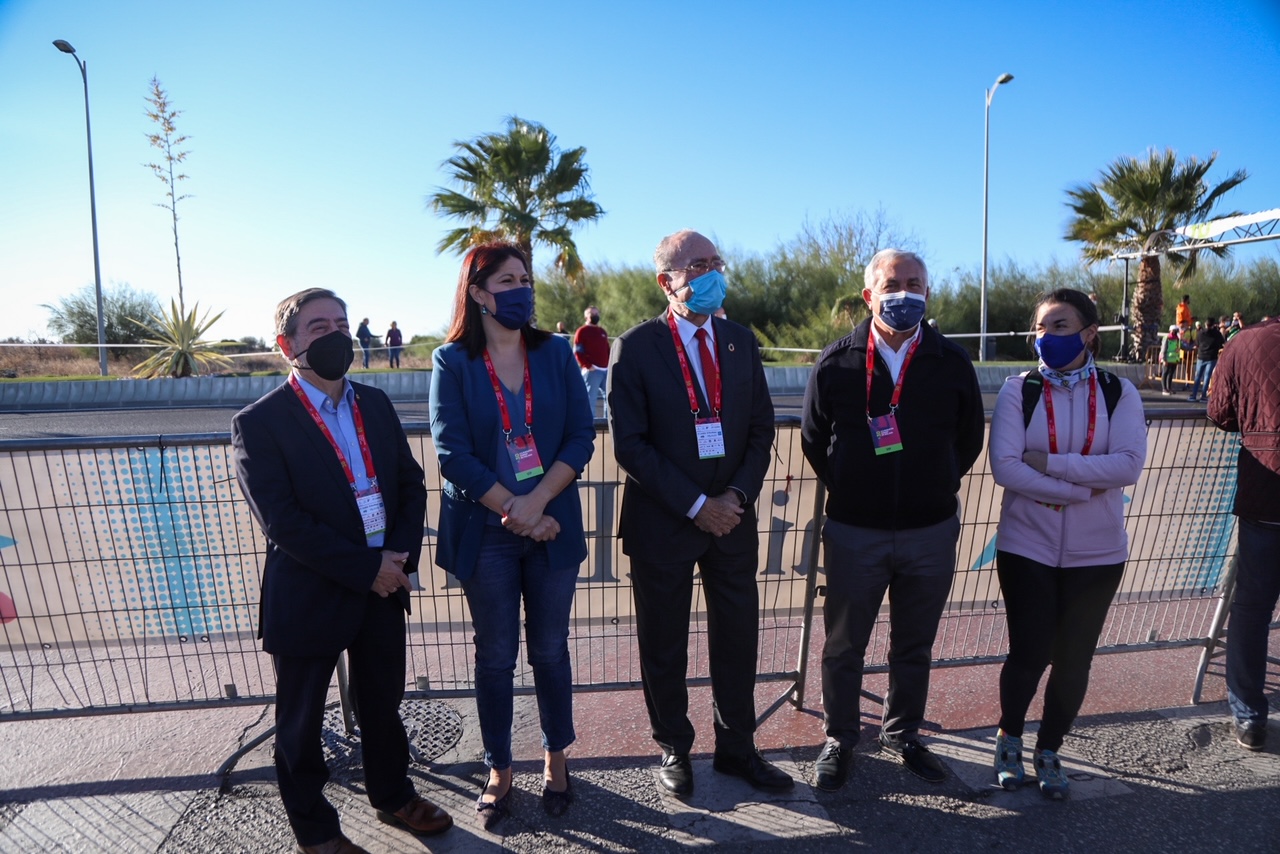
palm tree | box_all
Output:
[428,116,604,321]
[131,300,233,378]
[1065,148,1246,361]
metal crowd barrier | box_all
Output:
[0,413,1253,723]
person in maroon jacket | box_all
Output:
[573,306,610,417]
[1208,316,1280,752]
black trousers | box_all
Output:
[630,543,760,758]
[820,515,960,747]
[996,550,1124,753]
[273,593,415,845]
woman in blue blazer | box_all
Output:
[430,242,594,829]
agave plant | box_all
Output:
[131,300,234,378]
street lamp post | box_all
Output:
[53,39,108,377]
[980,71,1014,363]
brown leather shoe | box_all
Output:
[295,833,370,854]
[376,794,454,837]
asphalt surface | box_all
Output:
[2,668,1277,854]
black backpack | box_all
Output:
[1021,369,1123,428]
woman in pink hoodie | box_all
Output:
[988,289,1147,799]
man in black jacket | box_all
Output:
[1189,316,1225,402]
[801,249,984,791]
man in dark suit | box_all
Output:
[607,229,791,798]
[233,288,451,854]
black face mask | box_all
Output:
[295,329,354,381]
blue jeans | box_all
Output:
[388,347,402,368]
[462,526,578,769]
[1226,518,1280,726]
[359,343,370,369]
[582,368,607,418]
[1190,358,1217,400]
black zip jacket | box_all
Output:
[801,319,985,530]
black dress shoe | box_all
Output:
[878,734,946,783]
[712,750,795,791]
[814,739,853,791]
[657,752,694,797]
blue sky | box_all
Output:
[2,0,1278,343]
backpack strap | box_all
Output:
[1021,372,1043,429]
[1096,369,1122,419]
[1022,368,1122,428]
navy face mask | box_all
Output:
[1035,331,1086,369]
[877,292,927,332]
[491,287,534,330]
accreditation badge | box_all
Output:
[696,417,726,459]
[355,486,387,538]
[508,434,546,481]
[870,413,904,455]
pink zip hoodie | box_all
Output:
[989,369,1147,568]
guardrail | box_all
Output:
[0,412,1249,722]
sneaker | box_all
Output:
[1033,749,1068,799]
[1161,390,1172,396]
[1187,396,1199,402]
[993,729,1024,790]
[1235,721,1267,752]
[814,739,853,791]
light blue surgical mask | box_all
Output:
[675,269,727,316]
[877,292,927,332]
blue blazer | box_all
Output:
[430,335,595,580]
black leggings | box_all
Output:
[996,551,1124,752]
[1161,363,1179,393]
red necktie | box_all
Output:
[694,328,717,403]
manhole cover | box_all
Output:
[322,699,463,768]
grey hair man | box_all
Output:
[801,248,985,790]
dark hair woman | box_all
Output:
[988,288,1147,798]
[429,243,595,828]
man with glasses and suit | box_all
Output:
[607,229,791,799]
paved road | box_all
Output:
[0,389,1208,441]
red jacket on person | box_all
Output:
[573,323,610,370]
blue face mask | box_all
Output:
[491,287,533,330]
[877,292,927,332]
[1035,331,1086,369]
[676,269,727,316]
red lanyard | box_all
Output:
[482,347,534,442]
[865,331,920,421]
[667,309,721,416]
[289,374,378,490]
[1041,373,1097,455]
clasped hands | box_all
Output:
[371,550,414,597]
[501,494,560,542]
[694,491,744,537]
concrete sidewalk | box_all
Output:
[2,646,1278,853]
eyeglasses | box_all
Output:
[664,258,726,277]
